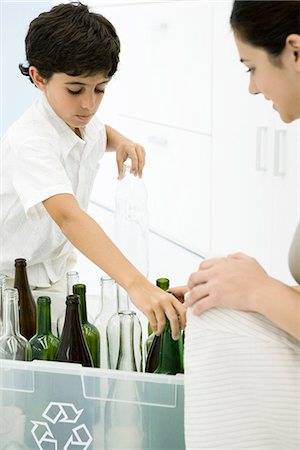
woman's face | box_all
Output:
[234,33,300,123]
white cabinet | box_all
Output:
[211,2,300,283]
[91,0,299,284]
[92,1,214,256]
[118,116,211,255]
[270,119,300,281]
[97,2,213,134]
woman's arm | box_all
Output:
[251,277,300,339]
[43,193,186,339]
[185,252,300,339]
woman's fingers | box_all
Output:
[187,269,209,289]
[192,296,215,316]
[184,282,210,307]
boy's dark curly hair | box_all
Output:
[19,2,120,83]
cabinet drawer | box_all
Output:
[98,2,213,135]
[119,116,211,255]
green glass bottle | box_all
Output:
[154,278,184,375]
[73,284,101,368]
[154,319,184,375]
[28,296,59,361]
[145,278,169,373]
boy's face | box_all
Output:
[38,72,110,130]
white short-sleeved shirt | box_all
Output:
[0,94,106,287]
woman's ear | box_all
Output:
[285,34,300,71]
[29,66,47,90]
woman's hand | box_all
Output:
[184,252,270,315]
[115,139,146,179]
[127,278,186,340]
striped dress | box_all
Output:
[184,223,300,450]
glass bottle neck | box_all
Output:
[66,271,79,295]
[3,289,21,336]
[14,261,31,290]
[101,277,118,312]
[64,302,82,332]
[116,312,137,371]
[73,285,87,324]
[37,302,52,335]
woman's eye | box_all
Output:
[95,89,105,94]
[68,89,82,95]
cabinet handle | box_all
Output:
[149,22,168,31]
[256,126,268,172]
[274,129,287,177]
[147,135,168,146]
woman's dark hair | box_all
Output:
[230,1,300,57]
[19,2,120,83]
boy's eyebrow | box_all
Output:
[64,80,109,86]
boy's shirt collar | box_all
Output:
[40,93,87,159]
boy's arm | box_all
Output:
[105,125,145,178]
[43,193,186,339]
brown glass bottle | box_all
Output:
[55,294,93,367]
[14,258,36,340]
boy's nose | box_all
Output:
[81,94,96,110]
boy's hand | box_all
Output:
[116,139,146,178]
[127,277,186,340]
[168,285,189,303]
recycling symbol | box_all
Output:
[31,402,93,449]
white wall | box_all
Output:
[1,1,52,136]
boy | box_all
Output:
[0,2,185,339]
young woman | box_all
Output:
[183,2,300,448]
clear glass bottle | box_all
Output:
[55,294,93,367]
[114,162,149,278]
[0,274,6,336]
[28,296,59,361]
[0,288,31,361]
[104,374,145,449]
[66,270,80,295]
[94,276,118,369]
[73,284,101,368]
[105,313,145,447]
[56,270,80,337]
[14,258,37,340]
[107,310,142,372]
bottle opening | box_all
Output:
[66,294,80,304]
[37,296,51,304]
[14,258,27,266]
